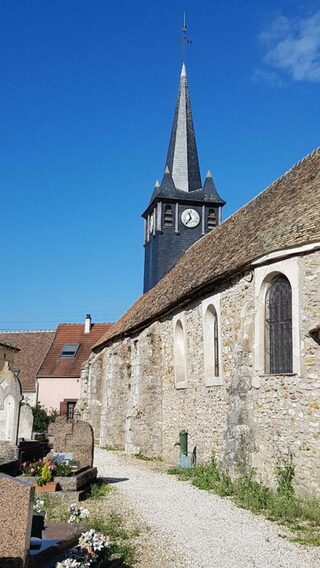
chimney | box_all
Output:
[84,314,92,334]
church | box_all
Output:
[78,62,320,497]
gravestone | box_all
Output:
[18,403,34,440]
[48,417,94,468]
[0,362,22,460]
[0,473,34,566]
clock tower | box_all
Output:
[142,63,226,293]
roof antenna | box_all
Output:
[179,12,192,63]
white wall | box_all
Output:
[37,377,81,411]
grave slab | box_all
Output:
[18,404,34,440]
[48,417,94,468]
[0,473,34,567]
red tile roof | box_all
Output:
[0,331,55,392]
[37,323,112,378]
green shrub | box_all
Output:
[48,408,59,423]
[36,462,53,486]
[32,403,49,432]
[275,453,295,497]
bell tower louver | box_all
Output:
[142,63,226,293]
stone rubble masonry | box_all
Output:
[0,473,35,567]
[79,250,320,497]
[48,416,94,468]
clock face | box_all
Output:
[181,208,200,228]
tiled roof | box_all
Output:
[95,148,320,351]
[0,331,55,391]
[37,323,112,378]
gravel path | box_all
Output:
[94,449,320,568]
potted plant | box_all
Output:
[36,462,58,493]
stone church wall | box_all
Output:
[79,249,320,497]
[251,251,320,496]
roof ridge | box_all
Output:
[0,329,55,333]
[57,322,112,326]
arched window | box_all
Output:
[207,208,216,230]
[265,275,293,374]
[164,205,173,227]
[174,319,187,385]
[204,305,219,379]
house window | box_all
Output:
[265,275,293,374]
[60,343,79,357]
[174,319,187,386]
[67,401,76,420]
[164,205,173,226]
[207,208,216,230]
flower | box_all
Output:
[58,559,82,567]
[59,530,110,567]
[33,498,45,513]
[68,504,90,524]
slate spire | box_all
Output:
[203,170,226,204]
[165,63,202,192]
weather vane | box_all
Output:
[179,12,192,62]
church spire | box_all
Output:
[165,63,202,192]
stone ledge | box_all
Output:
[19,467,98,492]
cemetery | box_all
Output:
[0,354,133,567]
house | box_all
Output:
[0,330,54,406]
[37,315,112,418]
[77,63,320,497]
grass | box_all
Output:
[168,457,320,546]
[41,488,138,565]
[102,444,124,451]
[89,479,113,499]
[91,512,138,565]
[134,452,163,462]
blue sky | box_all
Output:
[1,0,319,330]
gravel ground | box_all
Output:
[94,449,320,568]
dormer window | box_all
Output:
[60,343,79,358]
[207,208,216,230]
[164,205,173,227]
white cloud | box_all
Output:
[252,68,284,87]
[259,11,320,82]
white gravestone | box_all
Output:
[18,403,34,440]
[0,361,22,443]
